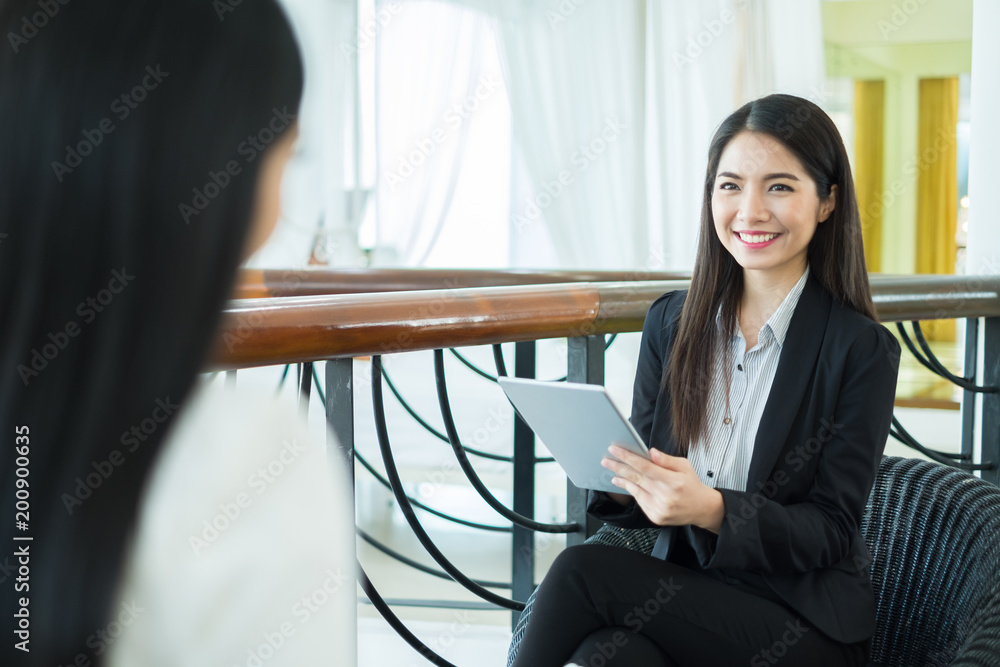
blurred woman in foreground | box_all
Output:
[0,1,355,665]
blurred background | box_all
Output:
[264,0,978,281]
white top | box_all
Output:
[687,264,811,492]
[107,380,356,667]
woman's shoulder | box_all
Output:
[647,288,688,323]
[825,294,901,365]
[107,380,356,666]
[130,378,355,551]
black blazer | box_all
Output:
[587,270,901,644]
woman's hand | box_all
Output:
[601,445,725,534]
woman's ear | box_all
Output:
[819,184,838,223]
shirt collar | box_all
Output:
[714,263,810,349]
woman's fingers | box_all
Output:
[649,448,692,472]
[612,474,670,525]
[607,444,652,471]
[601,455,641,487]
[608,444,685,475]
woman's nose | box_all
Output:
[737,188,769,224]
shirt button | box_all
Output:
[737,364,743,371]
[707,470,714,478]
[723,417,731,425]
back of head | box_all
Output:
[0,1,303,663]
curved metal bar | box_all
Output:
[460,346,568,383]
[889,427,977,469]
[455,345,559,461]
[354,449,512,533]
[277,364,291,392]
[896,321,952,376]
[381,368,451,442]
[887,420,967,460]
[357,527,511,589]
[890,416,993,471]
[450,348,499,383]
[910,321,998,393]
[372,356,525,611]
[359,563,460,667]
[380,366,514,463]
[895,322,997,393]
[433,349,580,534]
[490,335,616,384]
[492,344,509,378]
[310,364,515,465]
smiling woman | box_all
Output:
[509,94,900,667]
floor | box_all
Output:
[219,327,976,666]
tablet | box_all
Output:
[497,377,649,494]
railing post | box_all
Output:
[325,358,355,484]
[982,317,1000,485]
[299,361,313,414]
[512,341,536,627]
[962,317,979,462]
[566,336,605,547]
[323,357,356,658]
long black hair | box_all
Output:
[0,1,303,664]
[666,93,876,455]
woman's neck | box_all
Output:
[739,261,808,324]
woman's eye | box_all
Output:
[770,183,793,192]
[719,182,739,191]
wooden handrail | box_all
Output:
[212,274,1000,370]
[234,268,690,298]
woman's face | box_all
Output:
[711,131,836,278]
[242,122,299,260]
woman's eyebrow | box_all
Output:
[716,171,800,181]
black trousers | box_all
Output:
[510,544,871,667]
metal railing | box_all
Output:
[213,270,1000,666]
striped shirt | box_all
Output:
[687,264,811,492]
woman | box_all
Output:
[510,94,900,666]
[0,2,354,665]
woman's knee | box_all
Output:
[533,544,613,603]
[548,543,613,577]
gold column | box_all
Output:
[916,77,959,342]
[853,80,885,273]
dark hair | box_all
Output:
[665,93,876,455]
[0,1,303,664]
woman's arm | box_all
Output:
[586,291,678,528]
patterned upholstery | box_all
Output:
[507,457,1000,667]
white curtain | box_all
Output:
[259,0,826,272]
[491,0,824,272]
[250,0,360,269]
[371,0,488,266]
[645,0,826,272]
[492,0,648,270]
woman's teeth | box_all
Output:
[738,232,779,243]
